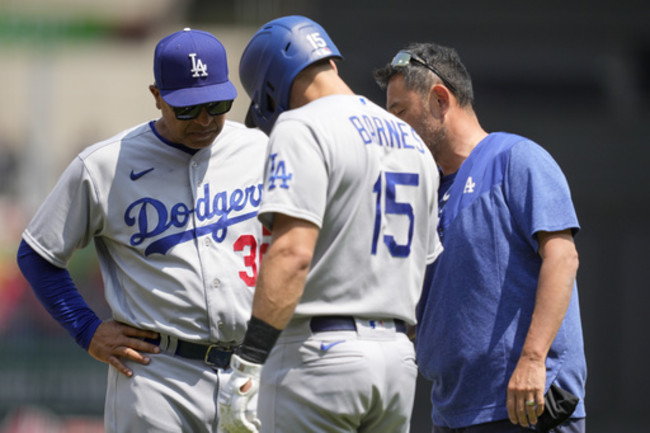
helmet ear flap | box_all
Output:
[265,91,277,115]
[244,102,257,128]
[244,88,279,134]
[264,78,278,115]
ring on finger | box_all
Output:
[525,400,536,406]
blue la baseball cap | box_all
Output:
[154,28,237,107]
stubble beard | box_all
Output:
[422,119,447,163]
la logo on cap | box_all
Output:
[189,53,208,78]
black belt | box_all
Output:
[309,316,407,334]
[146,337,237,369]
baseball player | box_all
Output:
[16,28,268,433]
[218,16,442,433]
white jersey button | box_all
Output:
[212,279,221,288]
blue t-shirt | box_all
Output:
[416,132,586,428]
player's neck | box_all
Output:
[290,66,354,109]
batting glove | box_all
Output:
[218,354,263,433]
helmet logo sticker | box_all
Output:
[189,53,208,78]
[306,32,332,57]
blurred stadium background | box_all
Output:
[0,0,648,431]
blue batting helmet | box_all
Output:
[239,15,342,135]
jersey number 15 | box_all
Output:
[372,171,419,258]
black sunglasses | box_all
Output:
[391,51,457,94]
[171,100,233,120]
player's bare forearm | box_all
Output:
[252,214,319,330]
[507,229,578,426]
[88,319,160,378]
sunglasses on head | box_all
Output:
[171,100,233,120]
[391,50,457,94]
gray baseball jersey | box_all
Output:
[255,94,441,433]
[258,94,442,325]
[23,120,269,344]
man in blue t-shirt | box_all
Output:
[374,43,586,433]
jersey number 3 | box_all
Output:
[372,171,419,258]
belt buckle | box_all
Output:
[204,344,234,368]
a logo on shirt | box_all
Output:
[267,153,293,190]
[124,183,263,255]
[130,167,154,181]
[189,53,208,78]
[463,176,476,194]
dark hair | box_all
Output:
[373,42,474,108]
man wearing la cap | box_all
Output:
[16,28,268,432]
